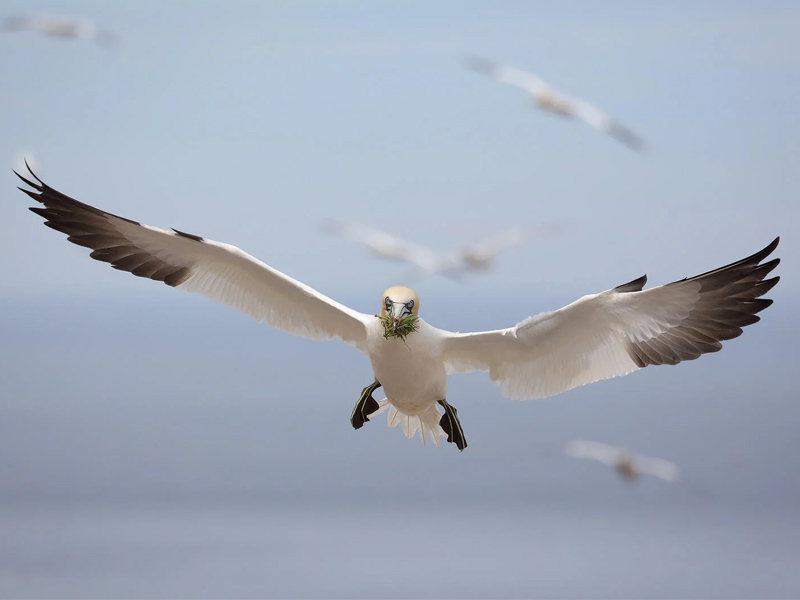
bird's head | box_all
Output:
[379,286,420,340]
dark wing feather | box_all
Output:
[17,166,197,287]
[626,237,780,367]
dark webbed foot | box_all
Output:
[438,399,467,451]
[350,380,382,430]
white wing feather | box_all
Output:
[465,56,550,95]
[571,98,645,151]
[634,456,681,482]
[570,99,613,131]
[18,168,372,350]
[441,239,780,400]
[441,289,645,399]
[564,440,621,466]
[460,226,529,262]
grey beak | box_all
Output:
[390,303,411,320]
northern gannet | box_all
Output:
[15,165,779,451]
[466,56,645,152]
[321,219,459,279]
[2,14,116,48]
[565,440,681,483]
[322,219,545,280]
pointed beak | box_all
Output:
[390,302,411,320]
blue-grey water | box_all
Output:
[2,503,798,599]
[1,294,798,598]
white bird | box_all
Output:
[457,226,538,272]
[466,56,645,152]
[322,219,546,280]
[2,14,116,48]
[565,440,681,483]
[321,219,460,279]
[15,165,779,451]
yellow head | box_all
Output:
[380,286,420,319]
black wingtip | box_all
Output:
[746,237,781,266]
[14,170,41,191]
[609,123,647,154]
[21,189,43,204]
[614,274,647,293]
[768,236,780,252]
[23,158,44,185]
[14,157,45,190]
[171,228,204,242]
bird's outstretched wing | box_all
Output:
[441,239,780,400]
[2,14,117,48]
[565,440,681,482]
[16,165,372,349]
[634,455,681,483]
[459,226,529,264]
[571,99,645,152]
[467,56,646,152]
[564,440,621,466]
[465,56,550,95]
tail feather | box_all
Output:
[373,399,445,447]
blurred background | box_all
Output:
[1,1,798,598]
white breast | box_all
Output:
[365,318,447,416]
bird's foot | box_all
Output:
[350,380,382,430]
[438,399,467,451]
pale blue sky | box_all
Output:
[0,0,797,307]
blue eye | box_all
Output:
[407,300,414,309]
[385,297,391,307]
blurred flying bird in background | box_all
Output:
[15,164,779,450]
[2,14,117,48]
[321,219,460,279]
[565,440,681,483]
[321,219,556,280]
[456,226,533,272]
[466,56,645,152]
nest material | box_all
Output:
[379,313,419,341]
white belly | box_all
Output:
[365,318,447,416]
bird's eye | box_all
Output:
[406,300,414,309]
[384,297,391,307]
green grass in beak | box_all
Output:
[379,313,419,341]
